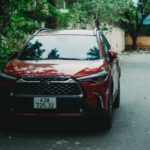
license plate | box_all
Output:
[33,97,57,109]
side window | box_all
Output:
[100,34,111,60]
[103,35,111,51]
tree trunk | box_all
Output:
[131,35,137,50]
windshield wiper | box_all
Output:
[57,58,84,60]
[19,57,38,60]
[19,57,85,61]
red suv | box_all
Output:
[0,29,120,129]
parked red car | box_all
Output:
[0,29,121,129]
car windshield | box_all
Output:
[19,35,101,60]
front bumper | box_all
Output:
[0,95,106,117]
[0,76,109,117]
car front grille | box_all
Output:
[12,76,82,96]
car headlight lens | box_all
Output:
[77,70,108,82]
[0,71,17,80]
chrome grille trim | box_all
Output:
[16,78,77,83]
[12,76,83,96]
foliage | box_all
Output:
[119,0,150,49]
[0,0,70,69]
[69,0,133,27]
[1,0,150,69]
[69,0,150,50]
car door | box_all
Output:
[101,34,120,99]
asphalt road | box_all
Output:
[1,53,150,150]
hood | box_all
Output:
[3,59,105,77]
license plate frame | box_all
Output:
[33,97,57,109]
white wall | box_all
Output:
[65,22,125,52]
[104,27,125,52]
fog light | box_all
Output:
[10,108,14,112]
[79,108,83,113]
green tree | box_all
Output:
[119,0,150,50]
[69,0,150,50]
[0,0,66,68]
[0,0,11,68]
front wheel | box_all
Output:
[103,85,113,130]
[113,80,120,108]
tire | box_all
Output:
[103,84,113,130]
[113,80,120,108]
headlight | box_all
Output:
[77,70,108,82]
[0,71,17,80]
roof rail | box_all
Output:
[33,28,52,36]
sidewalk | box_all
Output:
[118,50,150,63]
[118,51,129,63]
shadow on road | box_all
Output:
[0,116,109,136]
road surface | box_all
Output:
[0,53,150,150]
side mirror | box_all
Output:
[9,51,18,59]
[108,50,118,60]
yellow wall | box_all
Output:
[126,36,150,49]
